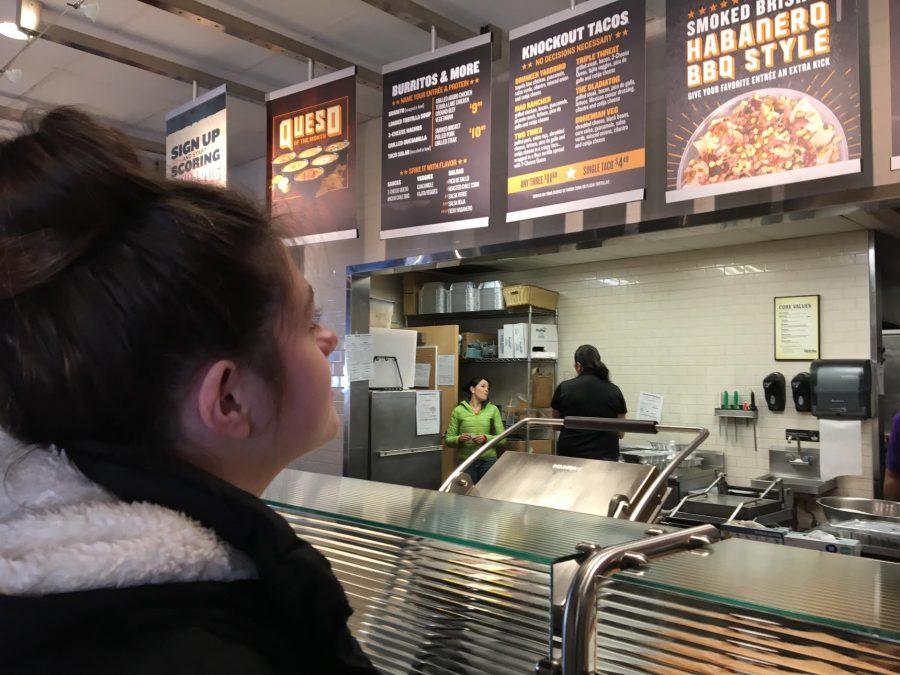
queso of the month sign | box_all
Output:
[666,0,861,203]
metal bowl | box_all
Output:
[817,497,900,525]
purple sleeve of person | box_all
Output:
[889,413,900,473]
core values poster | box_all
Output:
[381,33,492,239]
[891,0,900,170]
[666,0,861,203]
[267,68,357,246]
[165,84,228,186]
[507,0,646,222]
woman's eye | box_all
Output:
[311,307,323,328]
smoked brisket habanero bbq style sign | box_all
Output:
[507,0,646,222]
[166,84,228,187]
[666,0,861,203]
[267,68,357,246]
[381,33,492,239]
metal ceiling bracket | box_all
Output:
[135,0,381,88]
[40,23,265,104]
[357,0,476,44]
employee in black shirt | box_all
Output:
[551,344,627,461]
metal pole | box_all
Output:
[307,58,313,80]
[431,25,437,52]
[560,525,718,675]
[192,80,197,100]
[570,0,576,9]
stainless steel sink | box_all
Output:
[751,473,836,495]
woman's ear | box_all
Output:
[194,360,253,440]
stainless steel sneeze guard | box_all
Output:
[439,416,710,523]
[265,470,900,674]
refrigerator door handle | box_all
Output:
[376,446,442,458]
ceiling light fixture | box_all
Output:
[1,67,21,82]
[0,21,28,40]
[66,0,99,22]
[0,0,99,90]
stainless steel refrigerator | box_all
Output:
[369,390,442,489]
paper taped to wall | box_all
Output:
[819,418,863,480]
[344,334,372,382]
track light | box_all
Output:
[2,67,22,83]
[67,0,99,22]
[0,0,38,40]
[0,21,28,39]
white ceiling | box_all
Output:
[0,1,579,165]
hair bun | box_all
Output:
[0,107,153,299]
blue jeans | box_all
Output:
[464,457,496,484]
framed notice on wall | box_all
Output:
[266,68,357,246]
[775,295,821,361]
[665,0,861,203]
[507,0,646,222]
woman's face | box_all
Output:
[274,265,339,461]
[471,379,489,403]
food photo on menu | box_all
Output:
[665,0,861,202]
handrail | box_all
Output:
[438,417,561,492]
[559,524,719,675]
[439,417,709,513]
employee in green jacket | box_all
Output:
[445,376,506,484]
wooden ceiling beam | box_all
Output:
[357,0,476,44]
[0,103,165,155]
[135,0,382,89]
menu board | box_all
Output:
[381,33,492,239]
[775,295,820,361]
[166,84,227,186]
[892,1,900,170]
[666,0,861,203]
[266,68,357,246]
[507,0,646,222]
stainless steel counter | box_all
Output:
[265,470,900,674]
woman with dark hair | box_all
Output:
[551,345,627,461]
[445,376,505,483]
[0,108,376,674]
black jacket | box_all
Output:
[0,441,378,675]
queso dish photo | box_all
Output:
[678,88,848,190]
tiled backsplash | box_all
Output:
[494,231,874,496]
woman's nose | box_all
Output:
[318,327,338,356]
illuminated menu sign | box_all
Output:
[666,0,861,202]
[381,33,492,239]
[266,68,357,245]
[507,0,646,222]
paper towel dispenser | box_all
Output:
[810,360,872,419]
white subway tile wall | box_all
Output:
[492,231,874,496]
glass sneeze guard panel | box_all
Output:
[264,469,659,564]
[613,538,900,642]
